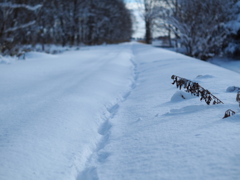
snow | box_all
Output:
[1,43,240,180]
[0,44,134,180]
[209,57,240,74]
[170,90,196,102]
[227,21,240,34]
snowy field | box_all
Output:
[209,57,240,74]
[0,43,240,180]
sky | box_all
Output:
[125,0,170,38]
[125,0,145,38]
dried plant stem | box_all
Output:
[171,75,224,105]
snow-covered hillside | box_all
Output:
[0,43,240,180]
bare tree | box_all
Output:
[0,1,41,54]
[224,0,240,58]
[137,0,161,44]
[161,0,233,60]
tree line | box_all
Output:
[141,0,240,60]
[0,0,132,55]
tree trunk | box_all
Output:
[145,20,152,44]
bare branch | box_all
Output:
[4,21,36,33]
[0,3,42,11]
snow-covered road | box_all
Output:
[0,44,135,180]
[1,43,240,180]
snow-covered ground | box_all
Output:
[209,57,240,74]
[0,43,240,180]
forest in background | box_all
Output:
[1,0,240,61]
[141,0,240,60]
[0,0,132,55]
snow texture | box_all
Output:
[1,43,240,180]
[0,44,134,180]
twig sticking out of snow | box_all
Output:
[223,109,236,119]
[171,75,224,105]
